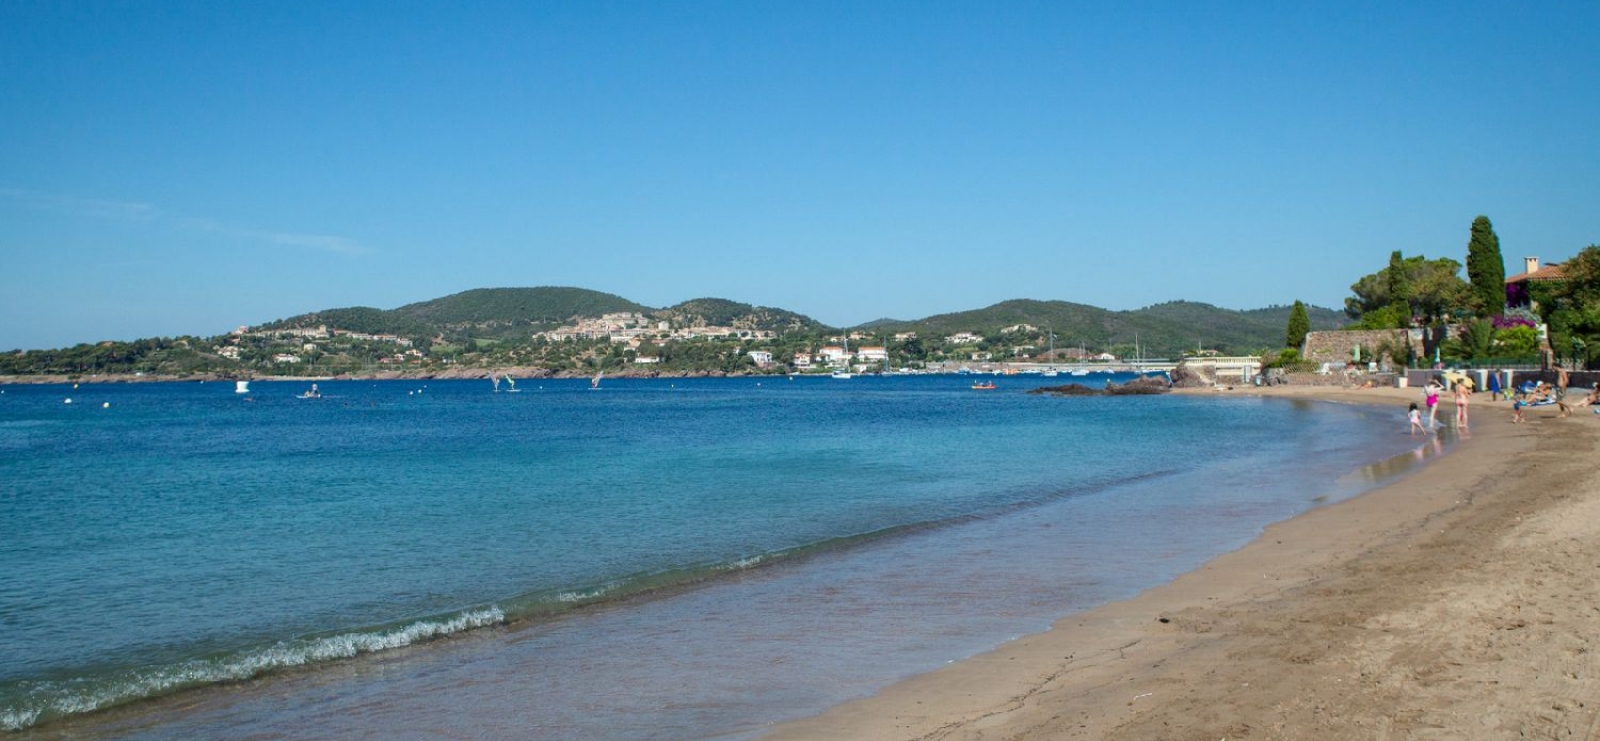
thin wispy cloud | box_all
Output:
[0,187,159,221]
[2,187,371,257]
[178,216,372,257]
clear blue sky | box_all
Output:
[3,1,1597,350]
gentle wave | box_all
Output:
[0,607,505,732]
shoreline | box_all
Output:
[0,367,1162,385]
[762,385,1599,739]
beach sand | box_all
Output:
[764,385,1600,740]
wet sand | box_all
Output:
[764,384,1600,740]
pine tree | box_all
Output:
[1286,300,1311,350]
[1466,215,1506,317]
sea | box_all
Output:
[0,374,1444,739]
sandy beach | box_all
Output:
[764,384,1599,740]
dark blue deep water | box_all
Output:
[0,375,1432,738]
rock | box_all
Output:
[1027,383,1101,396]
[1169,362,1216,388]
[1105,376,1171,395]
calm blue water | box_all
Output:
[0,375,1434,738]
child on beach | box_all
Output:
[1408,403,1426,434]
[1512,398,1525,424]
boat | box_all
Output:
[297,383,321,399]
[831,370,854,379]
[832,335,853,379]
[591,370,602,390]
[1042,325,1058,376]
[492,375,501,393]
[503,374,519,393]
[234,380,250,394]
[971,381,996,390]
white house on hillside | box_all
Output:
[819,346,852,363]
[856,346,888,362]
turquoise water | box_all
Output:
[0,376,1430,737]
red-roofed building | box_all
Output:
[1506,256,1566,310]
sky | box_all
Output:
[2,1,1598,350]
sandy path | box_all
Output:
[764,385,1600,740]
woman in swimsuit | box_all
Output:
[1424,377,1444,428]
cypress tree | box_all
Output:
[1466,215,1506,316]
[1385,250,1412,327]
[1286,300,1311,350]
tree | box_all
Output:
[1385,250,1412,321]
[1346,254,1470,328]
[1465,215,1506,316]
[1531,245,1600,367]
[1495,325,1539,358]
[1285,300,1311,350]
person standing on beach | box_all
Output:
[1424,377,1444,429]
[1454,381,1470,428]
[1556,366,1571,418]
[1487,370,1503,401]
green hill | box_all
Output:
[254,288,826,344]
[660,298,826,332]
[861,299,1348,356]
[259,306,436,338]
[395,287,648,326]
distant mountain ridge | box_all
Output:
[257,286,1342,356]
[259,287,829,343]
[856,299,1344,356]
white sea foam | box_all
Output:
[0,607,506,731]
[730,555,767,569]
[555,583,619,603]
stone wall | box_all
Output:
[1278,371,1401,388]
[1301,329,1416,365]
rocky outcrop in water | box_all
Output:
[1168,362,1216,389]
[1029,376,1171,396]
[1027,383,1100,396]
